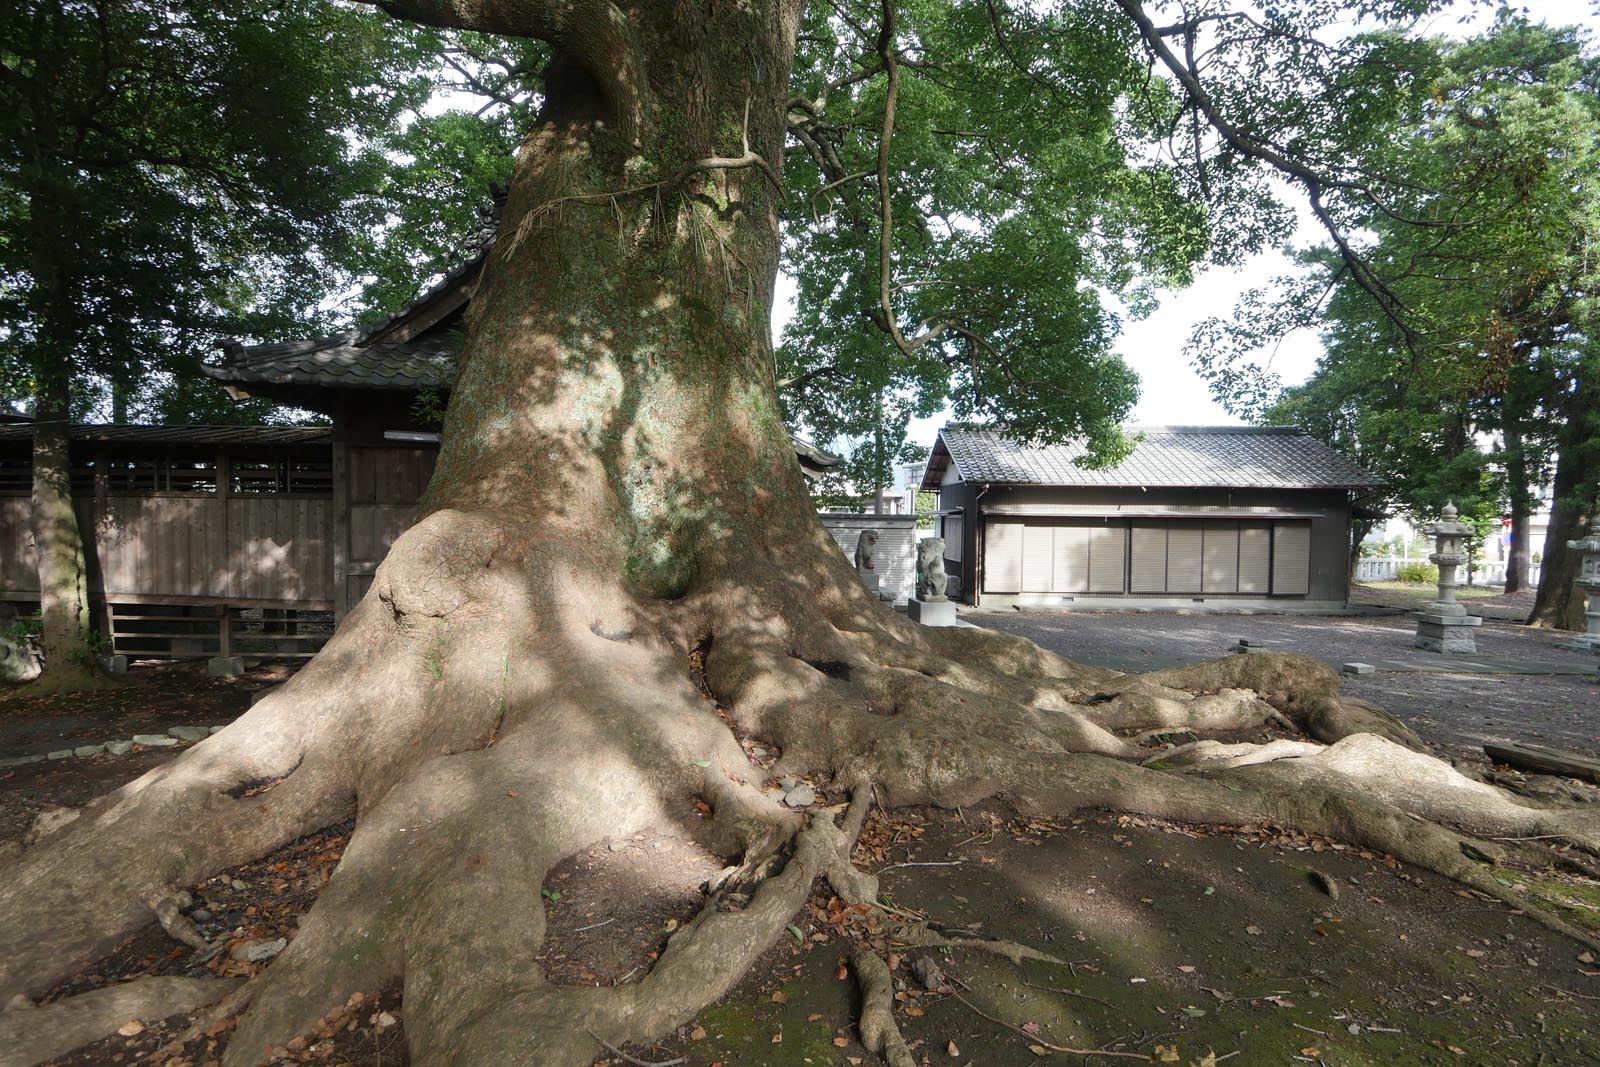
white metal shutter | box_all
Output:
[1130,525,1166,592]
[944,515,963,562]
[1166,525,1204,592]
[1203,521,1240,593]
[985,520,1024,592]
[1272,522,1311,595]
[1087,525,1127,592]
[1053,523,1090,592]
[1021,521,1055,592]
[1238,525,1271,593]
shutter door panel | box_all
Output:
[1203,521,1240,593]
[944,516,962,562]
[985,520,1023,592]
[1130,525,1166,592]
[1238,525,1271,593]
[1272,522,1311,595]
[1166,525,1203,592]
[1088,525,1127,592]
[1053,523,1090,592]
[1021,521,1055,593]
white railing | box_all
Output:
[1355,557,1541,588]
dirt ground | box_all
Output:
[5,662,1600,1067]
[0,661,283,843]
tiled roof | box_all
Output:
[206,188,500,392]
[207,329,458,390]
[0,424,331,447]
[928,425,1382,490]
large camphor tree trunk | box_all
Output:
[2,4,1598,1065]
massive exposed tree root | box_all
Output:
[1,513,1597,1067]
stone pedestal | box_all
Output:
[1414,612,1482,653]
[908,597,957,626]
[857,569,880,596]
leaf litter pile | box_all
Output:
[30,820,407,1067]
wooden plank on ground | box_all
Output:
[1483,742,1600,784]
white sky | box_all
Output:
[772,0,1596,474]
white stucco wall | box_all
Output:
[818,513,917,605]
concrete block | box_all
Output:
[1341,662,1376,675]
[207,656,245,677]
[908,597,958,627]
[100,655,128,675]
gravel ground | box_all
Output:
[968,608,1600,759]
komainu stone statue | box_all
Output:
[916,537,947,601]
[854,529,878,572]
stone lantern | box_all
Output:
[1566,517,1600,652]
[1415,502,1482,653]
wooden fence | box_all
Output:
[0,493,334,608]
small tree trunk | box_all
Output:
[1528,493,1594,629]
[1528,405,1597,628]
[23,158,108,691]
[30,369,103,689]
[1503,419,1532,594]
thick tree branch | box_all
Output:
[1113,0,1426,353]
[776,364,840,391]
[373,0,648,141]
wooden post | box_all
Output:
[331,441,349,621]
[92,448,109,647]
[219,608,232,659]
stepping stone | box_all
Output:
[168,726,211,742]
[131,734,178,748]
[46,750,72,760]
[1341,662,1376,675]
[73,744,106,757]
[105,740,133,756]
[207,656,245,677]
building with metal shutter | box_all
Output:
[920,425,1383,611]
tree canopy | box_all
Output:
[1192,11,1600,600]
[0,2,451,421]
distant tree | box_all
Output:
[0,1,438,688]
[1194,14,1600,617]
